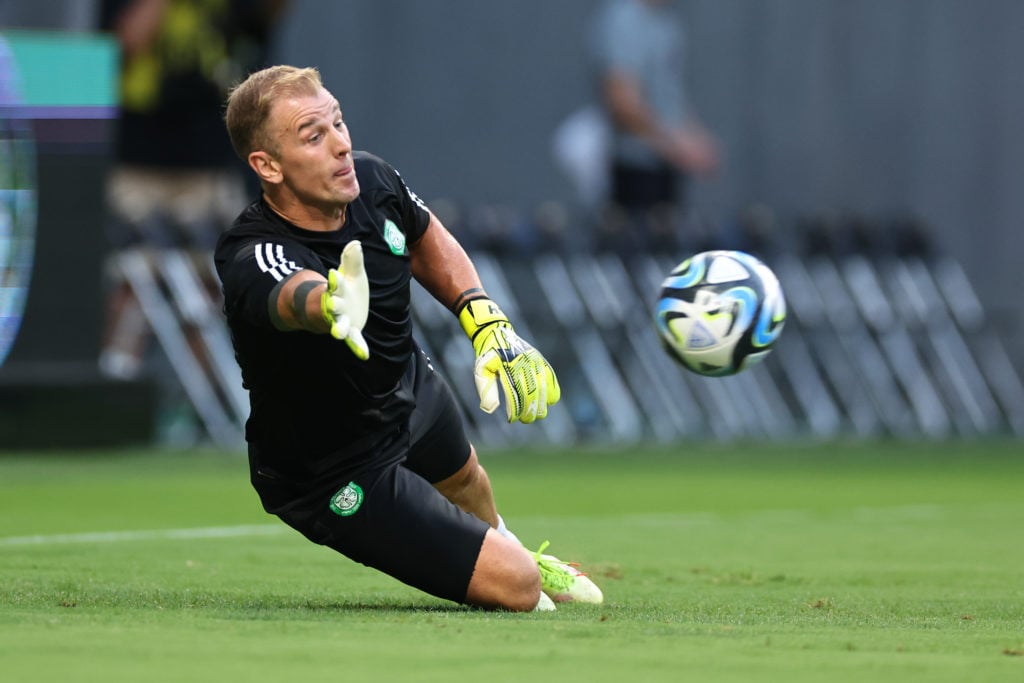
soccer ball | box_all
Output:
[654,250,786,377]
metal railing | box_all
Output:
[120,238,1024,446]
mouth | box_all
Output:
[334,166,352,177]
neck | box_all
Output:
[263,191,346,232]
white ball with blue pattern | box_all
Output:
[655,250,786,376]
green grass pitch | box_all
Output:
[1,440,1022,682]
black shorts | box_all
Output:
[260,348,489,604]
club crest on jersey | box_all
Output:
[383,219,407,256]
[329,482,364,517]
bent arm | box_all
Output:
[602,69,720,175]
[603,69,665,141]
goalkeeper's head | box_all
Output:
[224,65,324,161]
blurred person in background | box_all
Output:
[98,0,289,380]
[588,0,720,253]
[215,65,603,611]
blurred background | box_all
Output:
[1,0,1021,449]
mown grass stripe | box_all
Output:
[0,524,287,547]
[0,504,952,548]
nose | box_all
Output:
[332,124,352,156]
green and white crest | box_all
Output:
[329,482,364,517]
[383,219,407,256]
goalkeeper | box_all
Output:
[214,65,601,612]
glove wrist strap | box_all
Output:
[319,290,333,327]
[458,298,510,341]
[319,270,339,326]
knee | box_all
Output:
[449,459,483,495]
[500,556,543,613]
[465,530,542,612]
[454,448,487,486]
[436,448,491,502]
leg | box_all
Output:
[404,348,503,530]
[272,457,543,612]
[396,350,548,610]
[431,451,545,609]
[434,450,603,605]
[99,273,148,379]
[432,445,497,527]
[433,447,522,544]
[465,528,541,611]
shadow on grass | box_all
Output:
[28,587,505,616]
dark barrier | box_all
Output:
[0,31,156,449]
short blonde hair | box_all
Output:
[224,65,323,159]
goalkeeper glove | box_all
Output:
[320,240,370,360]
[458,298,561,424]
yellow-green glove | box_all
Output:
[458,298,561,423]
[320,240,370,360]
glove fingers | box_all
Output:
[345,328,369,361]
[534,369,548,420]
[518,358,555,423]
[508,361,541,424]
[544,364,561,406]
[340,239,364,275]
[326,268,340,295]
[330,315,351,341]
[323,240,371,361]
[341,242,369,329]
[469,324,559,423]
[500,367,525,423]
[474,352,502,414]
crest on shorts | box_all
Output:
[383,219,407,256]
[329,482,364,517]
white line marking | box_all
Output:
[0,524,287,547]
[0,503,971,549]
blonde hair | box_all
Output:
[224,65,323,159]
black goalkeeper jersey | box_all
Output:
[214,152,432,482]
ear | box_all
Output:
[249,151,282,184]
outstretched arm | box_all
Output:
[410,214,560,423]
[269,270,330,333]
[409,211,485,312]
[268,240,370,359]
